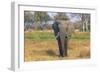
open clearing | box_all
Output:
[24,30,90,61]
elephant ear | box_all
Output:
[66,21,75,36]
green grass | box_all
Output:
[71,33,90,40]
[25,31,55,41]
[25,30,90,41]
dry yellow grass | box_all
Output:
[24,38,90,61]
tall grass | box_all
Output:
[24,30,90,61]
[25,30,90,41]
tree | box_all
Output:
[81,14,90,32]
[34,11,51,24]
[24,11,34,31]
[69,13,90,32]
[33,11,52,30]
[24,11,34,23]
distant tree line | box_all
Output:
[24,11,90,32]
[69,13,90,32]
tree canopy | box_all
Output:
[34,11,51,23]
[24,11,34,23]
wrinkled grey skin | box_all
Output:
[52,20,74,56]
[58,20,74,55]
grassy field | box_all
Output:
[24,30,90,61]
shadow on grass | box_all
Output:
[46,49,57,56]
[32,49,58,57]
